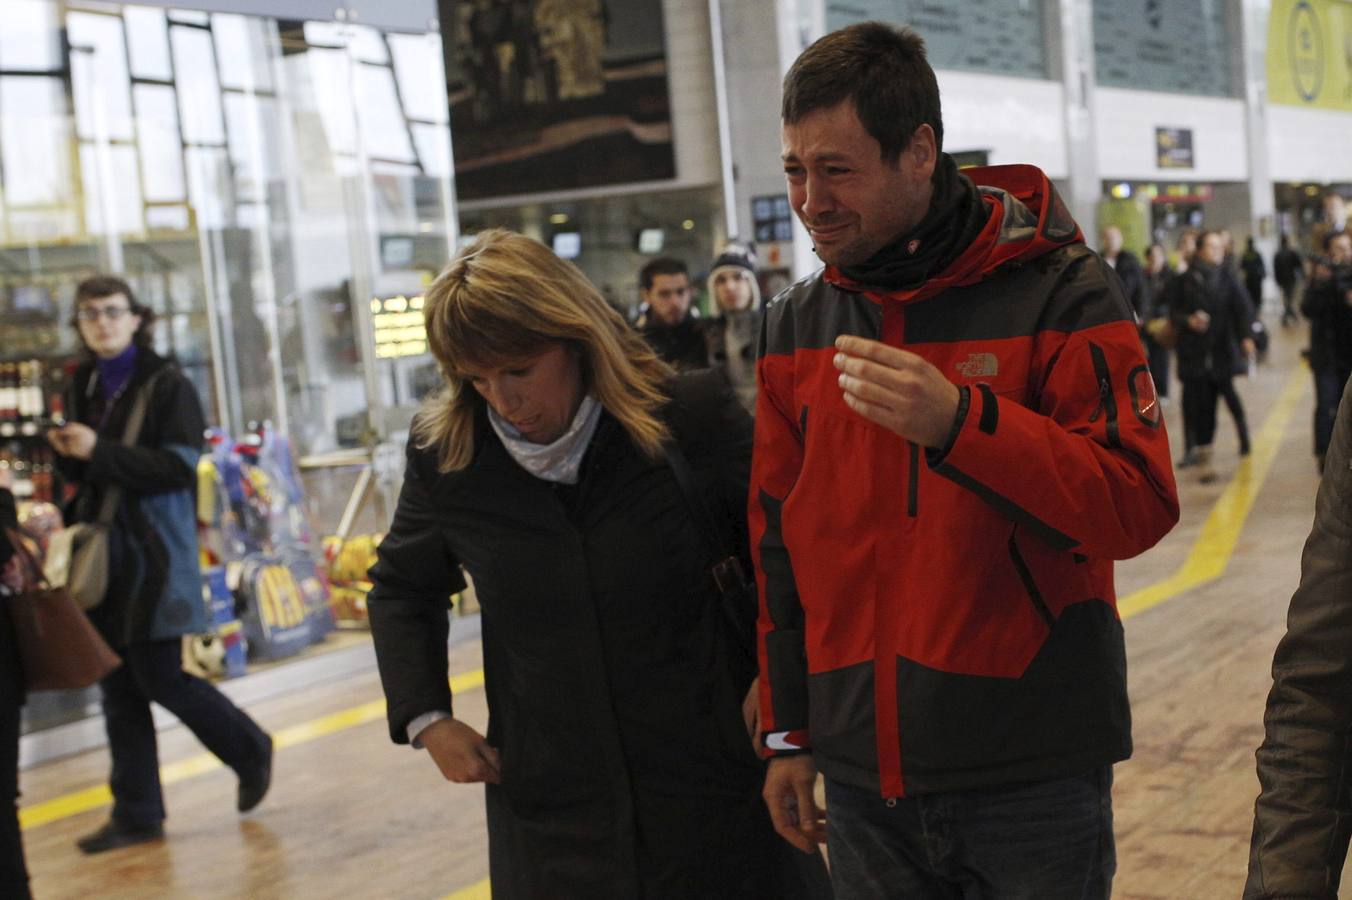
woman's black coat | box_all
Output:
[369,372,824,899]
[1166,263,1256,381]
[0,488,20,701]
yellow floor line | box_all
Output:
[19,669,485,830]
[442,880,492,900]
[1118,365,1308,620]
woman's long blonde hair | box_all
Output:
[415,228,674,472]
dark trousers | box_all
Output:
[101,639,269,826]
[1313,368,1352,458]
[0,607,30,899]
[1182,375,1249,451]
[825,768,1114,900]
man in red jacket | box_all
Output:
[753,23,1180,898]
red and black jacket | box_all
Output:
[751,165,1180,798]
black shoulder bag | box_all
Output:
[662,442,757,683]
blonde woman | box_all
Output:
[367,230,830,899]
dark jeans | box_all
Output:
[0,605,30,899]
[102,639,269,826]
[1313,368,1352,458]
[1181,375,1249,451]
[825,768,1115,900]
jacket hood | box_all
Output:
[825,164,1084,305]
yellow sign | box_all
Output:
[1268,0,1352,110]
[372,294,429,359]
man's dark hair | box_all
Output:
[639,257,688,291]
[782,22,943,162]
[73,274,156,349]
[1324,229,1350,253]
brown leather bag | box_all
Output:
[4,528,120,691]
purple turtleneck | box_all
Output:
[95,344,138,403]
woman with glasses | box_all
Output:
[47,276,274,855]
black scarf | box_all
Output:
[839,153,989,290]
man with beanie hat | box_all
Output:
[705,240,763,413]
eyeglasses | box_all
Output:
[76,306,133,322]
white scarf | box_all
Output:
[487,394,603,484]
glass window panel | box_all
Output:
[224,93,280,203]
[79,142,145,235]
[212,13,274,91]
[1093,0,1232,96]
[389,33,448,123]
[184,145,232,229]
[411,122,451,178]
[303,22,387,63]
[124,6,173,81]
[0,0,62,72]
[302,22,347,49]
[171,26,225,144]
[167,10,210,26]
[133,84,185,202]
[0,77,74,207]
[6,206,79,242]
[145,204,190,231]
[826,0,1047,78]
[307,48,356,157]
[356,65,415,163]
[67,12,135,141]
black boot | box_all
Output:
[76,819,164,855]
[237,735,274,813]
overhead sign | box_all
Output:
[1268,0,1352,110]
[371,294,428,360]
[1155,127,1195,169]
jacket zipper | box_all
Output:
[907,441,919,517]
[1008,530,1055,628]
[1087,342,1121,449]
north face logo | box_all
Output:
[955,353,999,378]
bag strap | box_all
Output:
[662,442,757,658]
[662,441,733,566]
[93,368,167,526]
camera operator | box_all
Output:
[1302,231,1352,471]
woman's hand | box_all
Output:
[48,423,98,461]
[1187,310,1211,333]
[420,717,501,784]
[0,466,11,490]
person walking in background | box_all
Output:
[0,469,31,898]
[1099,226,1147,321]
[1301,231,1352,472]
[634,257,708,371]
[756,23,1178,898]
[367,230,830,899]
[703,240,763,413]
[1142,242,1173,402]
[1165,231,1257,484]
[1246,384,1352,898]
[47,276,273,855]
[1240,236,1267,312]
[1273,233,1304,327]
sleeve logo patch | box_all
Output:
[955,353,999,378]
[1130,366,1161,427]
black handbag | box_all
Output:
[661,442,757,684]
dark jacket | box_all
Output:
[1110,250,1150,323]
[1301,265,1352,374]
[1247,386,1352,898]
[1166,263,1256,381]
[640,314,709,372]
[368,372,825,899]
[58,349,207,647]
[0,488,19,702]
[1274,246,1304,290]
[753,165,1179,799]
